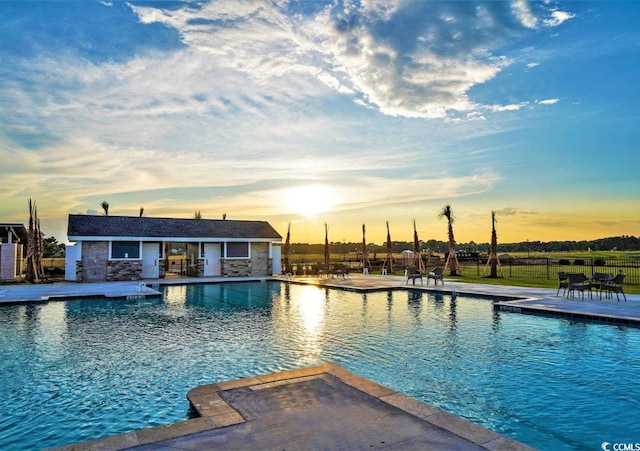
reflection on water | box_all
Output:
[0,282,639,451]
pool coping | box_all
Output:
[52,364,534,451]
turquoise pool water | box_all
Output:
[0,282,639,450]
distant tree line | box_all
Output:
[289,235,640,256]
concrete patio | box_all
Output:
[53,364,533,451]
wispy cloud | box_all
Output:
[130,0,568,120]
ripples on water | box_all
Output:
[0,282,639,450]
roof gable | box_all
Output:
[67,215,281,240]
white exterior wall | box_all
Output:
[65,244,78,281]
[271,244,281,275]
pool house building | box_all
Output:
[65,214,282,282]
[0,223,28,282]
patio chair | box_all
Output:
[556,271,569,296]
[427,267,444,286]
[566,273,592,300]
[406,268,423,285]
[590,272,613,299]
[317,264,330,279]
[602,274,626,301]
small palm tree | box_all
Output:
[489,211,498,277]
[100,201,109,216]
[438,204,461,276]
[482,210,503,278]
[193,210,202,220]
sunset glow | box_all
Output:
[1,2,638,244]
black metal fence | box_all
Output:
[289,256,639,286]
[464,257,640,285]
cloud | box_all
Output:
[494,207,538,216]
[544,10,576,27]
[538,98,560,105]
[129,0,571,120]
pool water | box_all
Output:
[0,282,639,450]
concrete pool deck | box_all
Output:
[54,364,533,451]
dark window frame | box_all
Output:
[111,241,141,259]
[225,242,250,259]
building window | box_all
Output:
[226,242,249,258]
[111,241,140,259]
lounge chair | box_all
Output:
[566,273,592,300]
[406,268,423,285]
[602,274,626,301]
[427,267,444,286]
[556,271,569,296]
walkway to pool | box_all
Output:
[55,363,533,451]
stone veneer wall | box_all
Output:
[159,259,166,278]
[0,243,16,281]
[107,260,142,281]
[221,259,249,277]
[75,261,83,282]
[250,242,271,276]
[220,242,271,277]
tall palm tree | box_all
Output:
[324,223,330,266]
[385,221,393,273]
[483,210,503,278]
[438,204,460,276]
[25,198,42,283]
[489,210,498,277]
[412,219,424,272]
[283,222,291,274]
[361,224,370,271]
[100,201,109,216]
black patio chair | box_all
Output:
[602,274,626,301]
[567,273,592,300]
[557,271,569,296]
[427,267,444,286]
[590,272,613,299]
[406,268,423,285]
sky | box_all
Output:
[1,0,639,245]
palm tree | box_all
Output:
[483,210,503,278]
[412,218,425,272]
[139,207,144,217]
[283,222,291,275]
[323,223,330,266]
[361,224,370,271]
[438,204,461,276]
[25,198,43,283]
[193,210,202,220]
[100,201,109,216]
[385,221,393,273]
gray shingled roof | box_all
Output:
[1,223,28,243]
[67,215,281,240]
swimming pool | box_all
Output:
[0,282,638,450]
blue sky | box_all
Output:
[1,1,638,244]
